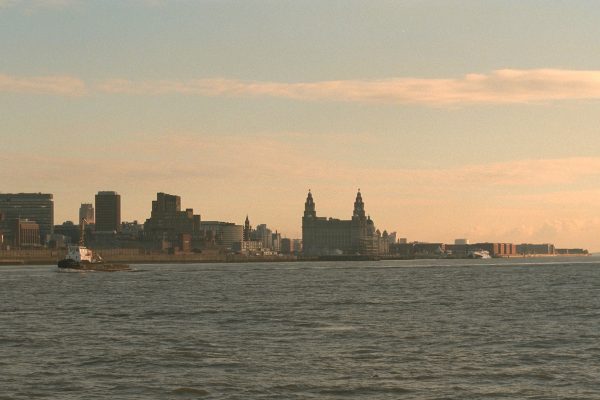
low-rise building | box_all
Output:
[199,221,243,250]
[517,243,555,255]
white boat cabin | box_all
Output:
[66,245,95,263]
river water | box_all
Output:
[2,258,600,399]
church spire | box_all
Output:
[353,189,366,218]
[304,189,317,218]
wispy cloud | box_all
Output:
[6,69,600,105]
[0,0,75,10]
[387,157,600,187]
[96,69,600,105]
[0,73,86,96]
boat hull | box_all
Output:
[57,259,131,271]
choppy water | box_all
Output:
[2,257,600,399]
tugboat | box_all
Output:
[57,219,131,272]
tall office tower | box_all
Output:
[95,191,121,232]
[0,193,54,243]
[79,203,95,224]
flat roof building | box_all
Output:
[0,193,53,244]
[95,191,121,233]
[11,219,41,248]
[199,221,243,250]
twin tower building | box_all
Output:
[302,190,389,256]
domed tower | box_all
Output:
[353,189,366,219]
[304,190,317,218]
[351,189,369,254]
[302,190,318,255]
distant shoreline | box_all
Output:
[0,253,594,266]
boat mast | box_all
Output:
[79,218,87,246]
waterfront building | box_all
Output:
[556,248,589,255]
[46,233,70,249]
[474,243,517,257]
[198,221,243,250]
[272,231,281,253]
[144,192,201,248]
[10,219,41,248]
[517,243,555,255]
[389,241,413,257]
[253,224,273,250]
[281,238,302,255]
[445,242,517,257]
[237,216,266,254]
[119,221,144,241]
[232,239,264,254]
[413,242,446,257]
[292,239,303,254]
[0,193,54,244]
[243,216,252,241]
[95,191,121,233]
[79,203,94,224]
[302,190,388,256]
[280,238,292,254]
[54,221,80,244]
[386,231,397,244]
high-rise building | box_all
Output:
[95,191,121,233]
[0,193,54,244]
[79,203,95,224]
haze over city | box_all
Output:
[2,1,600,250]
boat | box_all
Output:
[57,219,130,272]
[468,250,492,259]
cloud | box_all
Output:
[96,69,600,105]
[391,157,600,187]
[0,0,75,10]
[0,73,86,96]
[7,69,600,104]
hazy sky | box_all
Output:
[2,0,600,249]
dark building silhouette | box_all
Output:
[516,243,555,255]
[95,191,121,232]
[199,221,243,249]
[0,193,53,244]
[79,203,94,224]
[54,221,80,244]
[144,192,201,248]
[302,190,388,256]
[243,215,251,241]
[10,219,41,248]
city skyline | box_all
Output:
[2,1,600,250]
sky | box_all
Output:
[2,0,600,250]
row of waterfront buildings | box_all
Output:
[300,190,588,257]
[0,191,300,255]
[0,191,590,258]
